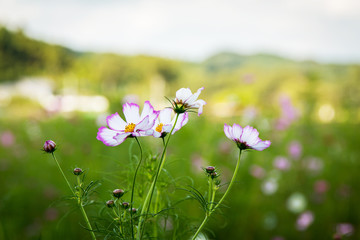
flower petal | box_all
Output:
[140,101,155,120]
[175,88,193,101]
[106,112,127,131]
[163,124,172,133]
[232,123,243,140]
[172,112,188,133]
[135,116,150,131]
[114,132,131,144]
[186,87,204,104]
[97,127,122,146]
[241,126,259,145]
[193,99,206,116]
[252,140,271,151]
[224,124,233,140]
[159,108,173,124]
[123,103,140,123]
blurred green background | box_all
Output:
[0,26,360,240]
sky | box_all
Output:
[1,0,360,63]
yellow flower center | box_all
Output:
[125,123,136,133]
[155,123,164,133]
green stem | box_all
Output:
[137,113,180,239]
[191,150,242,240]
[207,177,213,211]
[191,216,209,240]
[210,182,216,211]
[130,137,143,239]
[76,176,96,240]
[79,203,97,240]
[51,153,75,196]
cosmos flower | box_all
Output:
[148,108,188,138]
[296,211,314,231]
[172,87,206,116]
[97,101,159,146]
[224,124,271,151]
[336,223,354,236]
[273,156,291,171]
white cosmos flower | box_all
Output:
[97,101,159,146]
[173,87,206,116]
[224,124,271,151]
[148,108,189,138]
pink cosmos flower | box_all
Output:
[148,108,188,138]
[97,101,159,146]
[273,156,291,171]
[336,223,354,236]
[296,211,314,231]
[288,141,302,159]
[224,124,271,151]
[173,87,206,116]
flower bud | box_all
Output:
[106,200,115,208]
[129,208,137,213]
[206,166,215,173]
[113,189,125,198]
[333,234,342,240]
[210,171,218,179]
[122,202,130,209]
[43,140,56,153]
[73,168,83,176]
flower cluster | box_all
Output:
[97,88,205,146]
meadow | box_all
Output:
[0,27,360,239]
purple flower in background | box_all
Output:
[336,223,354,236]
[296,211,314,231]
[273,156,291,171]
[288,141,302,159]
[314,180,329,194]
[275,95,299,130]
[0,131,15,147]
[250,165,266,179]
[224,124,271,151]
[304,157,324,173]
[97,101,159,146]
[147,108,188,138]
[173,87,206,116]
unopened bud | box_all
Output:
[43,140,56,153]
[113,189,125,198]
[210,172,218,179]
[106,200,115,208]
[73,168,83,176]
[122,202,130,209]
[333,234,342,240]
[129,208,137,213]
[206,166,215,173]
